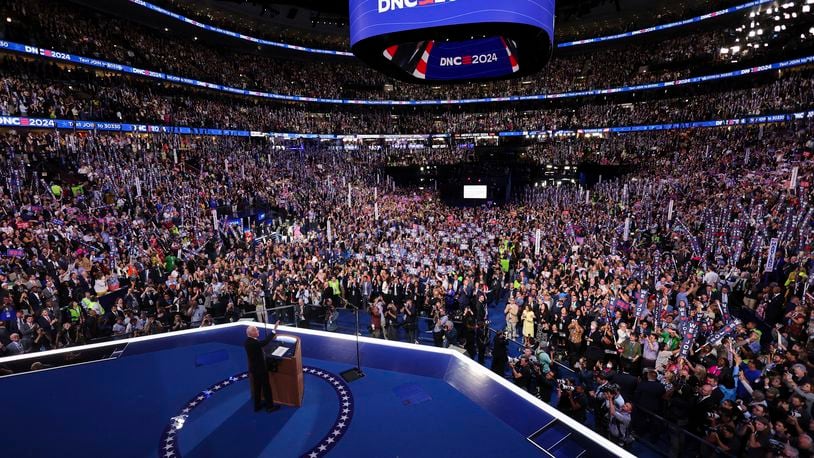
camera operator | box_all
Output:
[591,375,623,436]
[510,356,534,392]
[557,379,588,423]
[705,424,738,455]
[607,394,634,448]
[740,416,772,457]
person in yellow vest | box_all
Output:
[81,291,103,315]
[67,301,83,324]
[328,276,341,305]
[50,184,63,199]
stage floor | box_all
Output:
[174,358,543,458]
[2,324,627,458]
[3,344,541,457]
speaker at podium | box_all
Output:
[254,335,304,407]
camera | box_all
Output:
[768,439,786,452]
[557,379,575,392]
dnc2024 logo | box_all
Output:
[378,0,455,13]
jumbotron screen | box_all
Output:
[349,0,554,82]
[463,185,488,199]
[383,36,519,80]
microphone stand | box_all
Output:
[340,297,365,383]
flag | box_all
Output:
[706,319,741,347]
[679,319,699,358]
[718,298,731,323]
[635,290,649,319]
[612,297,630,312]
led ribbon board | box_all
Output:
[349,0,554,82]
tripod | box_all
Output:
[340,298,365,383]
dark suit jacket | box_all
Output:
[634,380,666,413]
[245,332,276,374]
[611,371,638,402]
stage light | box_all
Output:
[804,5,811,12]
[5,17,10,23]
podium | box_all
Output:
[261,335,303,407]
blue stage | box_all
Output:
[0,323,632,458]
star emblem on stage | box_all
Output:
[159,366,354,458]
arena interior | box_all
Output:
[1,0,814,457]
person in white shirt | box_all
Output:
[616,322,631,346]
[703,268,720,287]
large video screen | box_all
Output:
[384,37,519,80]
[349,0,555,47]
[463,185,488,199]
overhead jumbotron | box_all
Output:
[349,0,554,82]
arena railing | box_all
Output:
[1,39,812,106]
[628,404,737,458]
[557,0,773,48]
[1,110,813,143]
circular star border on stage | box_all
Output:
[158,366,356,458]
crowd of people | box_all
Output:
[0,113,813,455]
[1,55,811,137]
[2,0,808,101]
[142,0,738,52]
[2,0,814,455]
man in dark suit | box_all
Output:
[633,369,666,437]
[244,322,281,413]
[611,368,638,403]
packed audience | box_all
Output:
[1,55,812,137]
[2,0,814,455]
[0,115,814,455]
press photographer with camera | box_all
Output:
[557,378,588,423]
[607,392,634,448]
[509,355,534,392]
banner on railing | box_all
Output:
[1,39,812,106]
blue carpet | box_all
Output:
[179,370,340,458]
[392,383,433,406]
[4,340,550,458]
[309,359,542,458]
